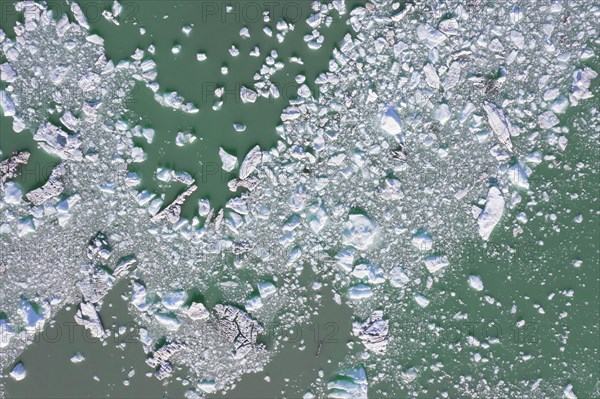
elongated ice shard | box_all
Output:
[483,102,514,152]
[478,187,505,241]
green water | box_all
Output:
[3,280,188,398]
[93,0,364,217]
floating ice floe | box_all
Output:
[0,91,16,117]
[477,187,505,241]
[483,102,514,153]
[240,86,258,103]
[162,290,187,310]
[352,310,388,354]
[424,255,449,274]
[26,164,66,205]
[411,232,433,251]
[219,148,238,172]
[563,384,577,399]
[146,341,185,380]
[3,181,22,204]
[70,352,85,363]
[152,185,197,224]
[186,302,210,321]
[343,214,378,251]
[468,275,484,291]
[0,319,15,349]
[0,151,29,185]
[257,282,276,298]
[507,163,530,190]
[239,145,262,180]
[215,305,263,359]
[34,123,83,161]
[380,105,402,135]
[10,362,26,381]
[18,299,48,333]
[74,301,106,338]
[176,131,197,146]
[570,67,597,106]
[414,293,430,308]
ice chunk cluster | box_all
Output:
[0,0,598,397]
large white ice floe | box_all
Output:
[477,187,505,241]
[342,214,378,251]
[352,310,389,354]
[34,123,83,160]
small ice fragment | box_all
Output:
[414,293,430,308]
[423,63,440,89]
[71,353,85,363]
[417,23,447,48]
[563,384,577,399]
[412,232,433,251]
[186,302,209,321]
[152,185,197,224]
[507,163,529,190]
[75,302,106,338]
[538,111,559,129]
[424,255,449,274]
[86,34,104,46]
[112,1,122,16]
[240,86,258,103]
[175,131,196,146]
[381,106,402,135]
[468,275,484,291]
[131,283,149,311]
[198,199,210,216]
[245,296,263,312]
[219,148,237,172]
[10,362,26,381]
[198,381,217,394]
[433,104,451,125]
[0,90,16,117]
[258,282,276,298]
[196,53,207,61]
[0,63,17,82]
[389,266,410,288]
[1,151,30,185]
[17,217,35,237]
[131,147,146,162]
[327,368,368,398]
[0,319,15,348]
[155,313,181,331]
